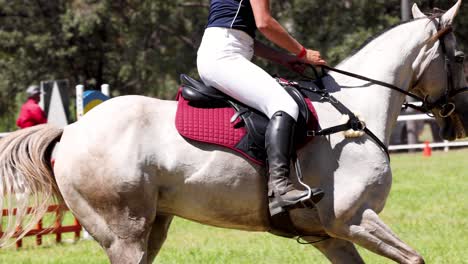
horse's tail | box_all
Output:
[0,124,63,247]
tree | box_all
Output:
[0,0,208,130]
[0,0,466,130]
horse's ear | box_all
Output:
[440,0,462,27]
[412,4,426,19]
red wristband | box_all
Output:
[296,46,307,59]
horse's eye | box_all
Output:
[455,51,464,63]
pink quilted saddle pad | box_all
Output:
[175,90,319,165]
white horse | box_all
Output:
[0,2,466,263]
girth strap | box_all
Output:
[309,90,390,159]
[278,77,390,160]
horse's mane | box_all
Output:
[340,9,446,65]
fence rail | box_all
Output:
[389,140,468,151]
[0,204,81,248]
[397,114,433,122]
[394,114,468,151]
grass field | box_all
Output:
[0,149,467,263]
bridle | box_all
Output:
[428,23,468,118]
[319,22,468,119]
[288,19,467,159]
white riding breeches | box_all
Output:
[197,27,299,121]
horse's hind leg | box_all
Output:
[97,201,157,264]
[67,192,155,263]
[106,233,151,264]
[311,238,365,264]
[57,185,155,264]
[54,166,157,263]
[146,214,174,263]
[327,209,424,264]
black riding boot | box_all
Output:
[266,111,324,216]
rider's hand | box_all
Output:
[304,49,327,66]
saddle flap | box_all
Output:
[285,86,310,124]
[236,105,269,151]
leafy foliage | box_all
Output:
[0,0,466,130]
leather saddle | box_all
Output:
[179,74,315,163]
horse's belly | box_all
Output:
[154,141,271,231]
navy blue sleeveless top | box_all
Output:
[206,0,257,38]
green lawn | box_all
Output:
[0,150,467,263]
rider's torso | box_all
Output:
[207,0,257,38]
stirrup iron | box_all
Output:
[293,156,324,204]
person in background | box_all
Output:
[16,85,47,129]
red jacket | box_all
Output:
[16,99,47,129]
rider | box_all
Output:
[197,0,326,216]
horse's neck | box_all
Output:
[330,19,435,145]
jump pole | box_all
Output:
[76,85,85,120]
[101,84,110,97]
[75,84,110,120]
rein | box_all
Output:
[288,23,468,159]
[321,65,425,103]
[320,64,464,117]
[319,24,468,116]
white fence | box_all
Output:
[391,114,468,151]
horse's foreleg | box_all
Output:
[327,209,424,264]
[146,214,174,263]
[360,210,423,259]
[311,238,365,264]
